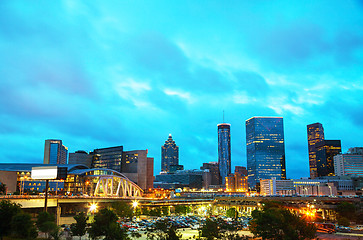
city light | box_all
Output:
[132,200,139,208]
[89,203,98,213]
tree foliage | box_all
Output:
[226,207,238,219]
[0,200,22,239]
[337,217,350,227]
[336,202,356,219]
[200,218,221,240]
[36,211,58,239]
[249,203,316,240]
[11,212,38,239]
[112,201,134,219]
[146,219,182,240]
[71,212,88,239]
[173,205,191,215]
[0,183,6,195]
[88,208,129,240]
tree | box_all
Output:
[111,201,133,219]
[71,212,88,239]
[36,211,57,239]
[146,219,181,240]
[0,183,6,195]
[0,200,21,240]
[226,207,238,219]
[199,218,221,240]
[249,205,316,240]
[88,208,129,240]
[336,202,356,219]
[174,205,191,215]
[11,212,38,239]
[337,217,350,227]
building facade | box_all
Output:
[200,162,220,186]
[92,146,123,172]
[334,147,363,176]
[68,150,93,168]
[121,150,154,191]
[235,166,248,176]
[316,140,341,177]
[218,123,231,185]
[246,117,286,188]
[161,134,179,172]
[260,178,295,196]
[225,172,248,192]
[44,139,68,165]
[307,123,325,179]
[154,170,207,189]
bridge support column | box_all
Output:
[56,204,61,226]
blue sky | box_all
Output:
[1,1,363,179]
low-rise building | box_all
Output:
[260,178,295,196]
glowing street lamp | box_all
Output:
[89,203,98,213]
[132,200,139,208]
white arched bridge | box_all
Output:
[67,168,143,198]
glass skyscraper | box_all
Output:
[161,134,179,172]
[44,139,68,164]
[246,117,286,188]
[316,140,341,177]
[92,146,123,172]
[307,123,325,179]
[218,123,231,185]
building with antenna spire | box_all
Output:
[161,134,179,173]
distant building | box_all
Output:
[92,146,123,172]
[44,139,68,164]
[161,134,179,172]
[218,123,231,185]
[122,150,154,191]
[316,140,341,177]
[307,123,325,179]
[200,162,220,186]
[334,147,363,176]
[154,169,208,189]
[169,165,184,173]
[68,150,92,168]
[260,178,295,196]
[235,166,247,176]
[246,117,286,188]
[225,172,248,192]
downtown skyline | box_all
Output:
[1,1,363,179]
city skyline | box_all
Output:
[1,1,363,179]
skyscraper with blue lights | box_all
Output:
[218,123,231,185]
[246,117,286,188]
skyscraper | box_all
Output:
[246,117,286,188]
[218,123,231,185]
[161,134,179,172]
[44,139,68,164]
[307,123,325,179]
[316,140,341,177]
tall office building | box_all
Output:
[68,150,93,168]
[44,139,68,164]
[307,123,325,179]
[122,150,154,191]
[316,140,341,177]
[334,148,363,177]
[246,117,286,188]
[235,166,248,176]
[161,134,179,172]
[92,146,123,172]
[218,123,231,185]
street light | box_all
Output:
[132,200,139,208]
[89,203,98,213]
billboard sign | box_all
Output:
[31,166,58,180]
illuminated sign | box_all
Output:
[31,166,58,180]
